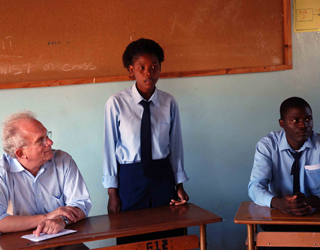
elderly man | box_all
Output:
[0,111,91,249]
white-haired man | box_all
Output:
[0,111,91,249]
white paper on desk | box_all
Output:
[21,229,77,242]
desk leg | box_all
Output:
[200,224,207,250]
[247,224,254,250]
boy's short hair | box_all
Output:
[280,97,312,120]
[122,38,164,70]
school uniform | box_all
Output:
[249,131,320,207]
[248,131,320,250]
[103,83,189,243]
[103,82,189,211]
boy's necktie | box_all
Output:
[290,151,302,194]
[140,100,152,170]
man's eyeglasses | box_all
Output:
[23,131,52,148]
[34,131,52,146]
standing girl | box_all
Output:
[103,38,189,219]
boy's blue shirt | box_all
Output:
[249,131,320,207]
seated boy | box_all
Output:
[248,97,320,249]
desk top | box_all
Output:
[234,201,320,226]
[0,203,221,250]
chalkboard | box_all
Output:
[0,0,292,89]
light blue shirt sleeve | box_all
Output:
[0,170,10,221]
[102,96,120,188]
[248,138,275,207]
[169,98,189,184]
[63,156,92,216]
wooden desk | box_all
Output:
[0,203,221,250]
[234,201,320,249]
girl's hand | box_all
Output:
[108,188,121,214]
[170,183,189,206]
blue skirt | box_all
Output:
[118,156,177,212]
[117,157,184,245]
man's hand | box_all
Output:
[108,188,121,214]
[45,206,81,223]
[0,206,85,234]
[170,183,189,206]
[33,216,65,237]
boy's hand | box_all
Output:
[284,192,312,216]
[271,194,312,216]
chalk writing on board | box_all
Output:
[170,13,177,36]
[0,55,23,59]
[43,63,54,71]
[0,62,97,76]
[0,36,97,78]
[1,36,12,50]
[0,64,31,75]
[257,31,267,49]
[62,62,97,72]
[177,4,212,35]
[210,1,242,33]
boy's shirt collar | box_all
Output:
[279,130,316,152]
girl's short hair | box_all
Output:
[122,38,164,70]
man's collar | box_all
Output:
[7,154,52,174]
[279,131,316,152]
[132,83,160,107]
[8,156,25,173]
